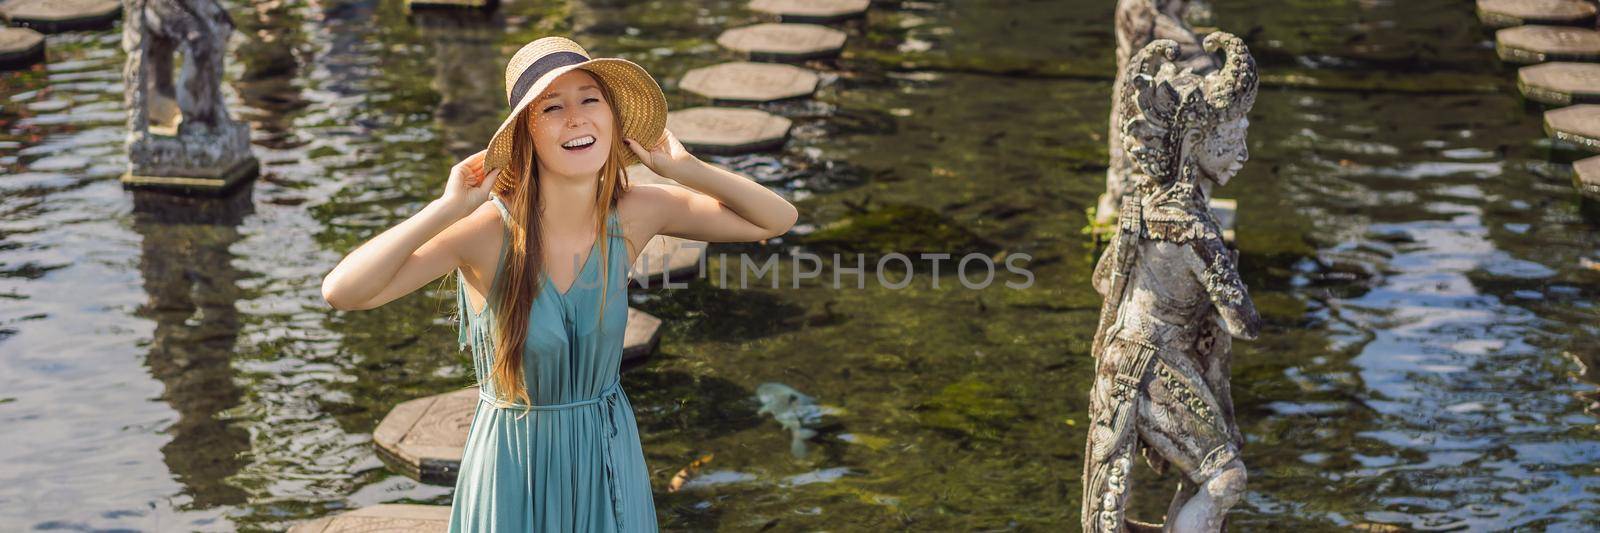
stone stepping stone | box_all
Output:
[680,61,820,104]
[0,27,43,70]
[1575,155,1600,201]
[288,504,448,532]
[374,308,662,485]
[0,0,120,33]
[667,106,792,155]
[717,23,847,62]
[1496,25,1600,64]
[749,0,871,24]
[1544,104,1600,152]
[1519,62,1600,105]
[1477,0,1596,29]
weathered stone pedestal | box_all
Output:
[0,27,44,70]
[288,504,449,532]
[122,154,260,196]
[373,308,662,485]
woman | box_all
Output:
[320,37,797,532]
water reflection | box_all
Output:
[131,189,255,509]
[235,0,311,149]
[413,6,506,154]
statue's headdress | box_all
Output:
[1118,32,1258,189]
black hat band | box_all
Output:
[508,51,589,107]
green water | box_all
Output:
[2,0,1598,530]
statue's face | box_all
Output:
[1196,116,1248,187]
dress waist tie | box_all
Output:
[478,378,626,531]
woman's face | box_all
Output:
[526,69,615,179]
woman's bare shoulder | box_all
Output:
[451,199,510,276]
[617,184,674,223]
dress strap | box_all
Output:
[455,193,515,349]
[489,193,511,224]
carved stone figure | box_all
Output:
[122,0,257,192]
[1081,33,1260,533]
[1098,0,1218,225]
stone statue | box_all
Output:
[1081,32,1260,533]
[122,0,257,192]
[1098,0,1218,226]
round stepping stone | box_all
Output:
[749,0,870,24]
[374,308,663,485]
[680,61,820,104]
[667,107,792,155]
[717,23,847,62]
[1477,0,1596,29]
[288,504,449,532]
[0,27,44,70]
[1575,155,1600,201]
[1496,25,1600,64]
[1519,62,1600,105]
[0,0,120,33]
[1545,104,1600,152]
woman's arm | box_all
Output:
[321,152,497,311]
[621,132,798,243]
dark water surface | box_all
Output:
[3,0,1598,530]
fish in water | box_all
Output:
[755,382,823,458]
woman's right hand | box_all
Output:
[441,150,498,216]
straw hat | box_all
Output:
[484,36,667,174]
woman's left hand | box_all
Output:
[625,129,701,179]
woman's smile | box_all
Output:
[561,134,597,152]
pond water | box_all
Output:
[2,0,1598,530]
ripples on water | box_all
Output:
[1,0,1597,530]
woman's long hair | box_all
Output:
[482,75,631,406]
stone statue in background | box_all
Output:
[1098,0,1218,225]
[1081,33,1260,533]
[122,0,257,192]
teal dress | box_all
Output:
[447,194,656,532]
